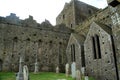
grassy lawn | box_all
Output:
[0,72,95,80]
[0,72,73,80]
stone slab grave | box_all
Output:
[16,57,24,80]
[71,62,76,78]
[23,65,29,80]
[34,61,39,74]
[56,66,59,73]
[85,76,89,80]
[65,63,69,77]
[81,67,85,75]
[76,70,81,80]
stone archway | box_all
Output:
[0,59,3,71]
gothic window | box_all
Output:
[71,45,73,62]
[71,44,76,62]
[71,24,73,28]
[95,35,101,59]
[91,35,101,59]
[73,44,76,61]
[92,36,97,59]
[81,47,85,67]
[63,14,65,19]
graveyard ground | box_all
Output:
[0,72,95,80]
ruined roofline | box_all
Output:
[56,0,99,18]
[74,6,109,31]
[76,0,99,9]
[0,13,72,34]
[92,21,112,35]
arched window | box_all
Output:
[91,35,101,59]
[71,44,76,62]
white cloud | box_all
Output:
[0,0,108,25]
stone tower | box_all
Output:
[56,0,99,29]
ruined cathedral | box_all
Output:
[0,0,120,80]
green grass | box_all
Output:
[0,72,15,80]
[0,72,95,80]
[30,72,73,80]
[0,72,73,80]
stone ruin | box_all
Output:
[0,0,120,80]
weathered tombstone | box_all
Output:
[81,67,85,75]
[34,42,39,74]
[56,66,59,73]
[16,57,24,80]
[85,76,89,80]
[23,65,29,80]
[71,62,76,78]
[65,63,69,77]
[34,61,39,74]
[76,70,81,80]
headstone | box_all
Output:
[23,65,29,80]
[34,42,39,74]
[16,57,24,80]
[76,70,81,80]
[85,76,89,80]
[65,63,69,77]
[56,66,59,73]
[71,62,76,78]
[34,61,39,74]
[81,67,85,75]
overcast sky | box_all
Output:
[0,0,108,25]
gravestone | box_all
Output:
[65,63,69,77]
[81,67,85,75]
[23,65,29,80]
[71,62,76,78]
[85,76,89,80]
[34,61,39,74]
[56,66,59,73]
[76,70,81,80]
[16,57,24,80]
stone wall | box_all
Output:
[84,22,117,80]
[109,4,120,79]
[0,15,72,72]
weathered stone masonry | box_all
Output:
[0,0,120,80]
